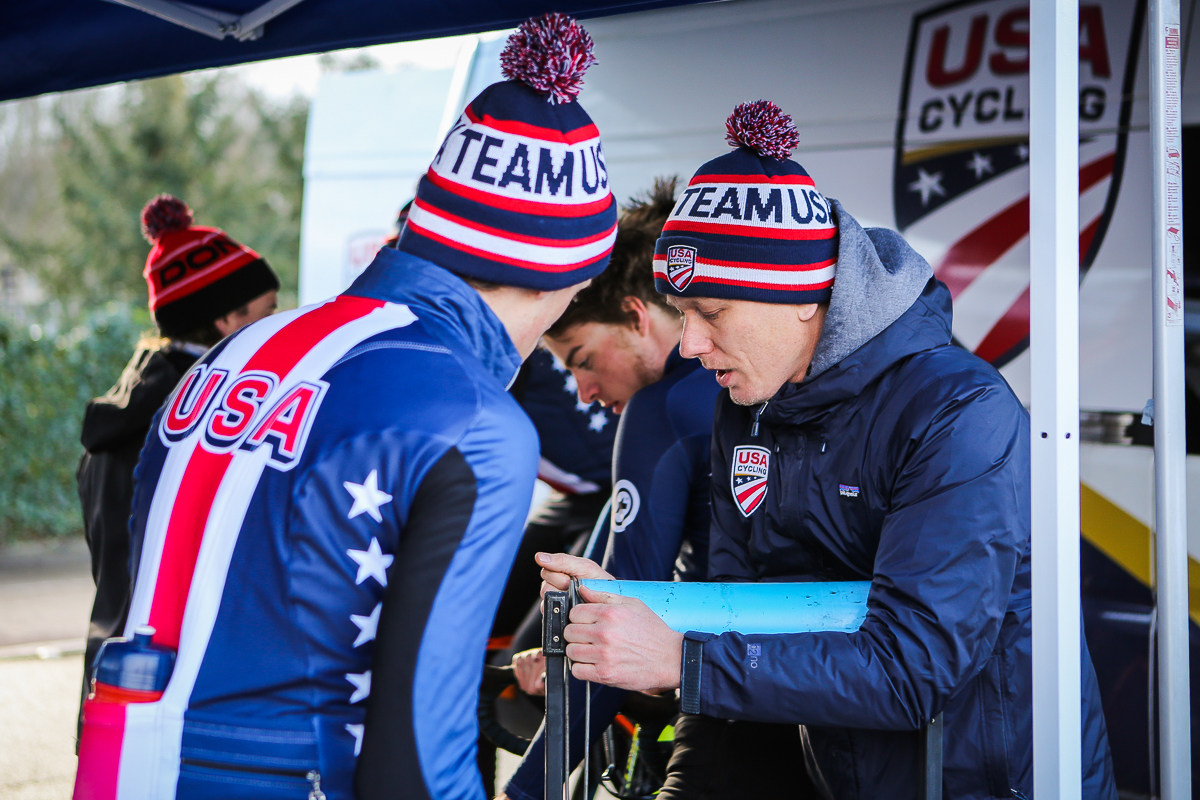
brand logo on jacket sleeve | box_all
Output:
[731,445,771,517]
[611,479,641,533]
[666,245,697,291]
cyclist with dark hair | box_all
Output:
[501,179,809,800]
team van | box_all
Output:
[299,0,1200,792]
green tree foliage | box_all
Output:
[0,307,145,542]
[2,73,307,310]
[0,73,308,541]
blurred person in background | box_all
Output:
[76,194,279,732]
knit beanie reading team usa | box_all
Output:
[654,101,837,304]
[397,14,617,291]
[142,195,280,338]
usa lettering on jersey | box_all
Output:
[161,361,328,471]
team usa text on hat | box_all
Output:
[398,14,617,291]
[654,100,838,305]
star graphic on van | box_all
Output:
[965,152,993,180]
[1016,143,1029,161]
[908,168,945,206]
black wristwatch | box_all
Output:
[679,636,704,714]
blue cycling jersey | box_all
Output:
[109,249,538,800]
[505,347,721,800]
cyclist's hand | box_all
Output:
[536,552,613,596]
[563,583,683,694]
[512,648,546,696]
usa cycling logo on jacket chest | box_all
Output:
[159,362,327,471]
[731,445,770,517]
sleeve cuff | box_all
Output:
[679,633,708,714]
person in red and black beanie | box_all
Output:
[75,195,279,738]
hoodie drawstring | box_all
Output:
[751,402,768,437]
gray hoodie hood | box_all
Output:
[806,200,934,380]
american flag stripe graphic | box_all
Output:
[933,152,1116,365]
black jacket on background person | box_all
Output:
[76,341,203,720]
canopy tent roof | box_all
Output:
[0,0,694,103]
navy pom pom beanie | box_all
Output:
[654,101,838,305]
[397,13,616,291]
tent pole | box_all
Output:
[1148,0,1192,797]
[1029,0,1081,797]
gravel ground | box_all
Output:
[0,654,83,800]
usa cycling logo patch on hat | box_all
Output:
[731,445,770,517]
[666,245,696,291]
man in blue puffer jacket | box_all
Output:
[538,101,1116,799]
[74,16,616,800]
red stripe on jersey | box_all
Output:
[425,169,614,218]
[73,698,126,800]
[413,198,617,248]
[687,174,816,186]
[406,219,612,274]
[146,295,386,649]
[465,106,599,144]
[661,219,837,240]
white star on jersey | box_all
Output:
[588,412,608,432]
[344,470,393,523]
[908,168,945,205]
[347,538,393,586]
[549,354,568,373]
[345,723,364,756]
[965,152,993,180]
[1016,143,1029,161]
[574,397,592,414]
[346,670,371,703]
[350,602,382,647]
[563,373,578,394]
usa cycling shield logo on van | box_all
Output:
[895,0,1144,367]
[731,445,771,517]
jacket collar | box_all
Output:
[346,248,524,387]
[761,277,952,426]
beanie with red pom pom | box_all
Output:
[141,195,280,338]
[397,13,616,291]
[654,100,837,304]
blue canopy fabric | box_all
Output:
[0,0,694,102]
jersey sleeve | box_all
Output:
[357,407,538,799]
[688,376,1028,730]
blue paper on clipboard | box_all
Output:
[579,579,871,634]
